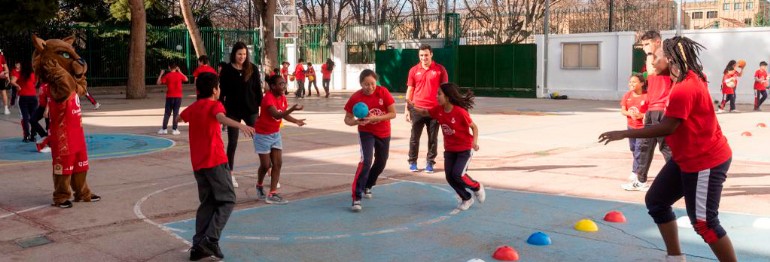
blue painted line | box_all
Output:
[0,133,174,161]
[164,182,770,262]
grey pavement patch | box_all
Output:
[15,235,52,248]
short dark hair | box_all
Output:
[359,69,378,83]
[640,30,661,41]
[196,73,219,99]
[168,61,178,68]
[198,55,209,65]
[761,61,768,67]
[298,58,305,63]
[418,44,432,53]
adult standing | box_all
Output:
[0,49,10,115]
[321,58,334,98]
[219,42,263,188]
[404,44,448,173]
[627,30,673,191]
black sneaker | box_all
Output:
[256,186,266,200]
[53,200,73,208]
[199,237,224,259]
[89,194,101,202]
[189,246,212,261]
[265,193,288,205]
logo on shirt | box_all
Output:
[451,117,456,124]
[379,99,383,105]
[628,106,640,114]
[440,124,455,136]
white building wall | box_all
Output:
[536,27,770,103]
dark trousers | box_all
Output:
[637,110,672,183]
[408,108,439,165]
[755,90,768,109]
[351,132,390,201]
[295,80,305,97]
[30,106,49,138]
[645,158,730,243]
[307,79,319,96]
[10,85,17,106]
[444,150,481,201]
[193,163,236,245]
[322,79,330,96]
[162,97,182,130]
[628,127,643,175]
[720,94,736,111]
[226,113,258,171]
[18,96,38,138]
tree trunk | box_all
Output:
[180,0,207,57]
[127,0,147,99]
[257,0,278,71]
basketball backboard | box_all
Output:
[274,15,299,39]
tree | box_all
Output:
[127,0,148,99]
[0,0,58,33]
[462,0,561,44]
[180,0,207,57]
[255,0,279,72]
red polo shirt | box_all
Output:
[646,74,672,111]
[407,62,448,108]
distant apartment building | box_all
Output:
[684,0,770,29]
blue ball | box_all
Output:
[526,232,552,246]
[353,102,369,119]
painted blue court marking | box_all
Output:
[164,182,770,262]
[0,133,174,161]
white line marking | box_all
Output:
[133,182,195,246]
[0,204,49,219]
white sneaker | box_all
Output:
[94,102,101,110]
[364,188,373,199]
[39,146,51,153]
[157,129,167,135]
[665,255,686,262]
[474,184,486,203]
[231,175,239,188]
[457,198,474,211]
[3,106,9,115]
[621,181,649,191]
[351,200,362,212]
[730,109,741,113]
[716,109,725,114]
[172,129,181,135]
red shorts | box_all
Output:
[52,150,89,175]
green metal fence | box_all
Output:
[374,48,458,93]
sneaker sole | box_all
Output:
[351,206,362,212]
[364,194,372,199]
[265,200,289,205]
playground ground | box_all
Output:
[1,89,769,261]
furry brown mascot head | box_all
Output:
[32,35,88,102]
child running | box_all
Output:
[254,74,306,205]
[718,60,740,113]
[620,73,648,190]
[408,82,486,211]
[344,69,396,212]
[753,61,768,111]
[178,72,255,261]
[157,61,188,135]
[599,36,737,262]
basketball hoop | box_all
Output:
[275,15,298,39]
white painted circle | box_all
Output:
[753,218,770,229]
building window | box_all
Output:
[735,2,742,10]
[707,11,718,18]
[562,42,600,70]
[692,12,704,19]
[745,18,753,25]
[747,2,754,10]
[724,3,730,10]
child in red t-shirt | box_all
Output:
[343,69,396,212]
[280,61,290,95]
[253,74,306,205]
[753,61,768,111]
[408,82,486,211]
[294,59,306,98]
[620,73,648,190]
[193,55,217,83]
[600,37,736,262]
[718,60,740,113]
[306,62,320,96]
[31,83,51,152]
[321,58,334,98]
[178,72,254,260]
[156,61,189,135]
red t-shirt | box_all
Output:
[280,67,289,81]
[38,83,49,106]
[665,71,732,173]
[17,73,38,96]
[161,71,187,98]
[321,64,332,80]
[180,99,228,171]
[49,93,87,156]
[294,64,305,80]
[344,86,395,138]
[11,69,20,79]
[193,65,217,78]
[428,105,474,152]
[621,91,648,129]
[255,93,288,135]
[306,66,316,78]
[645,75,672,111]
[722,72,737,94]
[407,62,448,108]
[754,69,767,91]
[0,54,6,75]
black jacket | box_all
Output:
[219,63,263,117]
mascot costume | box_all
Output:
[32,35,100,208]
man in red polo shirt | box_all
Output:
[405,44,448,173]
[626,30,673,191]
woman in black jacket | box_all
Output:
[219,42,263,187]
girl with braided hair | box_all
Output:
[599,36,736,262]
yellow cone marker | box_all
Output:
[574,219,599,232]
